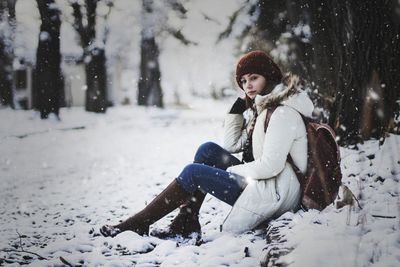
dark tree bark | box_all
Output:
[326,0,400,145]
[71,0,108,113]
[35,0,62,119]
[85,47,107,112]
[0,0,15,107]
[138,35,163,107]
[306,1,337,96]
[138,0,163,107]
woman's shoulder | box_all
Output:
[270,105,302,124]
[260,105,300,117]
[275,105,300,114]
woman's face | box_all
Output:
[240,73,267,99]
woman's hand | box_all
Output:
[229,96,247,114]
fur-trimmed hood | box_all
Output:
[254,73,314,117]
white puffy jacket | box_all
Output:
[222,75,314,233]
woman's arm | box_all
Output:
[223,98,248,153]
[227,106,301,180]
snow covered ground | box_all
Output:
[275,135,400,267]
[0,101,399,266]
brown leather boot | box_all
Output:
[152,190,206,238]
[100,179,191,237]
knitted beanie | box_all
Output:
[235,50,282,90]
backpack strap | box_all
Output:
[263,106,278,132]
[287,111,308,180]
[287,155,305,183]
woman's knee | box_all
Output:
[176,163,200,192]
[194,142,219,164]
[181,163,199,177]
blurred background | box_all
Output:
[0,0,399,146]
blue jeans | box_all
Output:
[176,142,247,206]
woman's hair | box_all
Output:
[244,77,282,110]
[245,95,254,110]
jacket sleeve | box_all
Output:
[227,106,301,180]
[223,113,248,153]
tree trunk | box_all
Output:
[0,0,15,107]
[71,0,108,113]
[327,0,400,145]
[138,0,163,107]
[35,0,62,119]
[138,35,163,107]
[307,0,337,96]
[83,0,107,113]
[85,47,107,112]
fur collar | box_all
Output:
[254,73,306,113]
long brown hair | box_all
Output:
[244,78,281,110]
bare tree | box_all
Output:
[138,0,163,107]
[35,0,62,119]
[0,0,16,107]
[70,0,111,113]
[138,0,193,107]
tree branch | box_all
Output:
[70,1,87,46]
[1,248,48,260]
[9,230,49,260]
[85,0,97,45]
[217,5,247,43]
[168,0,187,18]
[98,0,113,44]
[167,28,198,46]
[371,215,396,219]
[201,12,221,25]
[59,256,75,266]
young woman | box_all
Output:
[100,50,314,238]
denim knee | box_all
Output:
[176,163,200,193]
[194,141,219,164]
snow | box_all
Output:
[0,101,266,266]
[275,137,400,267]
[5,0,400,265]
[39,31,50,41]
[1,101,399,266]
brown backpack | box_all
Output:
[264,107,342,210]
